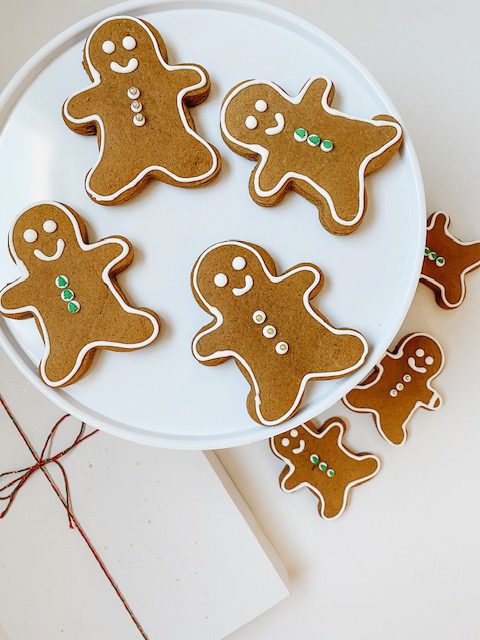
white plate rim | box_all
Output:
[0,0,426,449]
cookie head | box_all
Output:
[194,242,267,307]
[223,82,288,145]
[87,17,154,78]
[403,335,443,378]
[11,204,78,266]
[273,427,308,458]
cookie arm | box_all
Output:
[0,280,33,316]
[299,77,334,111]
[174,65,210,105]
[90,238,131,272]
[193,324,230,362]
[63,87,102,132]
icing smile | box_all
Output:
[292,439,305,454]
[407,357,427,373]
[110,58,139,74]
[34,239,65,262]
[232,275,253,297]
[265,113,285,136]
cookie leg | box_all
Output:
[294,182,363,235]
[86,157,143,204]
[96,302,159,350]
[41,339,95,387]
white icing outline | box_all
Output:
[63,16,218,202]
[33,239,65,262]
[220,77,403,227]
[0,202,160,387]
[420,211,480,309]
[343,333,445,447]
[271,421,380,520]
[232,274,253,297]
[265,112,285,136]
[192,241,368,426]
[110,58,139,74]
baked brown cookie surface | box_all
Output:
[270,419,380,519]
[63,16,221,205]
[191,240,368,425]
[343,333,444,446]
[421,211,480,309]
[221,77,402,235]
[0,202,160,386]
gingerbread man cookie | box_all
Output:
[63,16,221,205]
[0,202,160,387]
[220,77,403,235]
[191,241,368,425]
[420,211,480,309]
[343,334,444,446]
[271,419,380,519]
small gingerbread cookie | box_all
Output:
[0,202,160,387]
[63,15,221,205]
[191,240,368,425]
[220,76,403,235]
[420,211,480,309]
[343,334,444,446]
[271,419,380,519]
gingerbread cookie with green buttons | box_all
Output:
[220,76,403,235]
[0,202,160,387]
[270,419,380,519]
[63,15,221,205]
[420,211,480,309]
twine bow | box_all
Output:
[0,413,97,527]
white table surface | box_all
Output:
[1,1,480,639]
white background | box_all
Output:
[1,1,480,639]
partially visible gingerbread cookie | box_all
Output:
[343,334,444,446]
[420,211,480,309]
[270,419,380,519]
[0,202,160,387]
[191,240,368,425]
[220,76,403,235]
[63,15,221,205]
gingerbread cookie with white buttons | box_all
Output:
[63,15,221,205]
[220,77,403,235]
[271,419,380,519]
[191,240,368,425]
[343,333,445,446]
[0,202,160,387]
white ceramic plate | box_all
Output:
[0,0,425,449]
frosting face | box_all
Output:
[87,20,150,78]
[11,207,76,265]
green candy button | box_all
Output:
[294,128,308,142]
[61,289,74,302]
[55,275,69,289]
[310,454,320,465]
[307,134,321,147]
[321,139,334,152]
[319,461,328,472]
[67,300,80,314]
[327,469,335,478]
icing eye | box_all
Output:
[281,437,290,447]
[436,256,445,267]
[232,256,246,271]
[122,36,137,50]
[213,273,228,287]
[43,219,57,233]
[416,349,425,358]
[255,100,267,112]
[102,40,115,54]
[289,429,298,437]
[23,228,37,243]
[245,115,258,130]
[425,356,434,365]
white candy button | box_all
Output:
[390,389,398,397]
[396,383,404,391]
[403,374,412,383]
[252,310,266,324]
[127,86,140,99]
[131,100,143,113]
[275,341,289,354]
[133,113,145,127]
[263,325,276,338]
